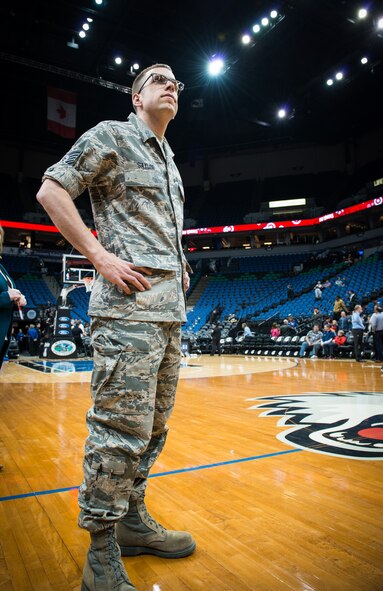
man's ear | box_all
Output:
[132,92,142,109]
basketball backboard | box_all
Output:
[62,254,96,285]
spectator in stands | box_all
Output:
[333,295,348,321]
[209,305,221,324]
[352,305,365,362]
[280,319,296,337]
[287,315,298,332]
[335,276,345,287]
[311,307,323,328]
[27,324,40,356]
[287,284,294,299]
[299,324,323,358]
[270,322,280,338]
[338,310,351,333]
[319,324,337,358]
[314,282,323,300]
[331,319,339,332]
[210,323,222,356]
[37,62,195,589]
[369,305,383,362]
[242,323,254,338]
[322,330,347,359]
[348,290,358,307]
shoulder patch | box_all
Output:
[62,149,82,166]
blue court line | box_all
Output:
[0,448,301,503]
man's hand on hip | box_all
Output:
[95,252,152,295]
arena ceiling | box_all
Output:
[0,0,382,159]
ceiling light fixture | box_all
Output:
[208,56,225,76]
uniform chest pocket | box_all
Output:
[124,169,161,188]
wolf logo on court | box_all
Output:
[248,392,383,460]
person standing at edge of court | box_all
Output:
[370,304,383,362]
[210,323,222,356]
[37,64,195,591]
[0,226,27,368]
[0,225,27,471]
[351,304,365,362]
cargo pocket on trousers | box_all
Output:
[91,339,151,416]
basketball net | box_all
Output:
[82,277,95,293]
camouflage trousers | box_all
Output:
[78,318,181,533]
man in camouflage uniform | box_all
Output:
[37,64,195,591]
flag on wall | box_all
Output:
[47,87,77,138]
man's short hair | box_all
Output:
[132,63,173,97]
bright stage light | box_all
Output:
[335,71,344,80]
[361,56,368,64]
[261,17,269,26]
[378,17,383,30]
[326,78,334,86]
[242,34,251,45]
[208,57,225,76]
[358,8,368,19]
[277,109,286,119]
[270,10,278,19]
[252,24,261,33]
[114,57,122,65]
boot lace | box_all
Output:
[106,531,130,587]
[140,502,166,536]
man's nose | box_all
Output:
[165,79,176,93]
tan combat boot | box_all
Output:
[81,527,137,591]
[116,498,196,558]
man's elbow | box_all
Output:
[36,182,48,209]
[36,179,58,211]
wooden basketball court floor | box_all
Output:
[0,354,382,591]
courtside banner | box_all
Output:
[47,87,77,139]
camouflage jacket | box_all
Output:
[43,113,189,321]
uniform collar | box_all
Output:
[128,112,174,158]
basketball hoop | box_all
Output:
[82,277,95,293]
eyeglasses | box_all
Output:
[137,73,185,95]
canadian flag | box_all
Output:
[47,87,77,138]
